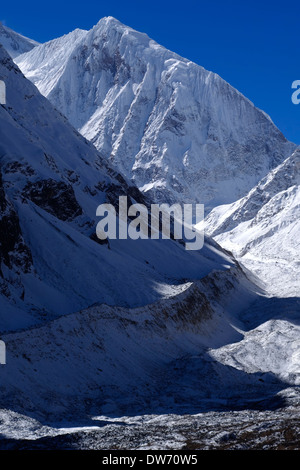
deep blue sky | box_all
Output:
[2,0,299,143]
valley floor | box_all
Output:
[0,402,300,450]
[0,259,299,450]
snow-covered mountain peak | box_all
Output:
[95,16,131,30]
[16,18,296,211]
[93,16,150,39]
[201,147,300,297]
[203,147,300,238]
[82,15,162,67]
[16,27,88,96]
[0,22,39,59]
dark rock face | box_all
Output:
[96,172,149,210]
[0,171,32,277]
[22,179,83,221]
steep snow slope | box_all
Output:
[200,148,300,297]
[16,28,88,96]
[0,43,235,332]
[0,22,38,59]
[16,17,296,210]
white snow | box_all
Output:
[0,22,39,59]
[16,17,295,211]
[201,148,300,298]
